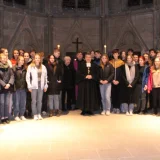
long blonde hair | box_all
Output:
[30,53,42,69]
[100,54,109,70]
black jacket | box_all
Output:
[13,65,27,91]
[0,63,14,93]
[99,63,114,83]
[46,63,62,95]
[62,63,75,90]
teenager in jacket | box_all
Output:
[26,54,48,120]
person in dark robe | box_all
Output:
[110,49,124,114]
[76,52,100,115]
[62,56,75,111]
[73,51,84,105]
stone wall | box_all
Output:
[0,0,159,57]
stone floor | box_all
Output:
[0,110,160,160]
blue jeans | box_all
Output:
[31,87,43,116]
[48,95,60,110]
[100,83,111,111]
[122,103,134,113]
[0,92,10,119]
[14,89,27,117]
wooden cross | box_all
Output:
[72,37,82,52]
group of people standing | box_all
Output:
[0,47,160,124]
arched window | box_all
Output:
[4,0,26,6]
[62,0,90,10]
[128,0,153,7]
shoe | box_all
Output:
[42,111,47,116]
[5,119,10,124]
[56,110,62,117]
[106,111,110,116]
[101,111,106,115]
[1,119,6,124]
[112,108,117,114]
[81,111,86,115]
[15,117,21,122]
[116,109,120,114]
[38,114,43,120]
[34,115,38,120]
[139,111,144,115]
[129,111,133,116]
[126,112,130,116]
[87,111,94,115]
[49,110,53,117]
[20,116,27,121]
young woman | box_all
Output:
[120,55,139,116]
[76,53,100,115]
[134,56,149,114]
[99,54,114,115]
[110,49,124,114]
[10,49,19,67]
[0,48,12,68]
[26,54,48,120]
[46,55,62,117]
[19,49,25,56]
[0,48,13,120]
[0,54,14,124]
[13,56,27,121]
[148,57,160,115]
[23,52,32,118]
[120,51,127,62]
[24,52,32,67]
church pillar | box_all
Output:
[0,0,4,47]
[153,1,159,49]
[48,15,53,54]
[100,0,108,53]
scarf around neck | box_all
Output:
[125,63,135,84]
[0,62,9,69]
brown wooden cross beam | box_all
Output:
[72,37,82,52]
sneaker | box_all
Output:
[20,116,27,121]
[126,112,130,116]
[38,114,43,120]
[130,111,133,116]
[15,117,21,122]
[112,108,117,114]
[106,111,110,116]
[116,109,120,114]
[34,115,38,120]
[5,119,10,124]
[42,111,47,116]
[101,111,106,115]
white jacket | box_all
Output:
[26,64,48,90]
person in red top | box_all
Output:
[10,49,19,67]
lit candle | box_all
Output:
[57,44,60,49]
[104,45,107,53]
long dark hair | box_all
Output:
[48,54,57,73]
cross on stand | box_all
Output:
[72,37,83,53]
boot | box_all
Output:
[56,110,62,117]
[49,109,53,117]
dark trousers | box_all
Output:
[42,92,48,112]
[137,92,146,112]
[25,91,32,117]
[152,88,160,114]
[62,88,72,110]
[0,92,10,120]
